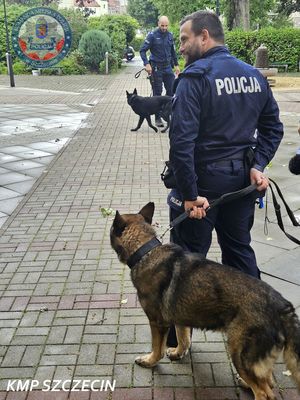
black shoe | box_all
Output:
[155,118,164,128]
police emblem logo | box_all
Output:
[12,7,72,69]
[36,17,48,39]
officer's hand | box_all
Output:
[145,64,152,75]
[184,197,209,219]
[250,168,269,191]
[174,65,180,76]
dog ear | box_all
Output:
[133,88,137,95]
[139,202,155,224]
[112,211,126,236]
[126,90,129,96]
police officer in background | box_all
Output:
[167,10,283,346]
[140,16,180,127]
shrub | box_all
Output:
[57,50,87,75]
[78,29,111,73]
[99,51,120,74]
[58,8,89,51]
[12,60,31,74]
[226,28,300,72]
[0,4,29,63]
[0,62,7,74]
[88,14,139,59]
[130,36,145,51]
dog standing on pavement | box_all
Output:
[110,202,300,400]
[126,88,172,133]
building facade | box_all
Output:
[59,0,109,17]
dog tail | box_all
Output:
[282,302,300,390]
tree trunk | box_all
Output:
[228,0,250,30]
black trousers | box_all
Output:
[166,159,261,347]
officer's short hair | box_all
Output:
[180,11,224,43]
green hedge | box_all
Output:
[130,36,144,51]
[225,28,300,72]
[170,26,300,72]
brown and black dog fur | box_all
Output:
[110,202,300,400]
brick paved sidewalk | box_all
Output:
[0,68,299,400]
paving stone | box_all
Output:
[153,388,174,400]
[112,364,132,387]
[0,329,15,345]
[64,326,84,344]
[111,387,152,400]
[174,388,196,400]
[47,326,67,344]
[133,363,152,387]
[75,365,113,377]
[154,374,194,387]
[196,387,238,399]
[1,345,25,367]
[33,365,56,386]
[193,363,215,387]
[212,363,236,386]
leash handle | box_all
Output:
[207,183,257,211]
[134,68,146,79]
[170,183,258,229]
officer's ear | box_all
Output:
[133,88,137,95]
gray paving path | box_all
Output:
[0,67,299,400]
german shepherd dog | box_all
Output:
[110,202,300,400]
[126,88,172,133]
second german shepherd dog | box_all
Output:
[110,202,300,400]
[126,88,172,133]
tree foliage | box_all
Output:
[88,14,139,43]
[87,14,139,59]
[58,8,89,50]
[276,0,300,15]
[78,29,111,72]
[0,4,29,62]
[127,0,158,29]
[5,0,58,5]
[149,0,214,23]
[150,0,298,29]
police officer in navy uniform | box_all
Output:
[140,16,180,127]
[166,11,283,346]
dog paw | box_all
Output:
[131,128,138,131]
[166,347,188,361]
[135,354,158,368]
[153,128,158,133]
[235,373,250,388]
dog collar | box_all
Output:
[127,237,162,269]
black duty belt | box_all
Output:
[151,61,170,69]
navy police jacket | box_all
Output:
[169,46,283,201]
[140,29,178,67]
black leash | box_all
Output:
[134,68,153,96]
[134,68,145,79]
[268,178,300,245]
[261,270,300,287]
[160,184,258,240]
